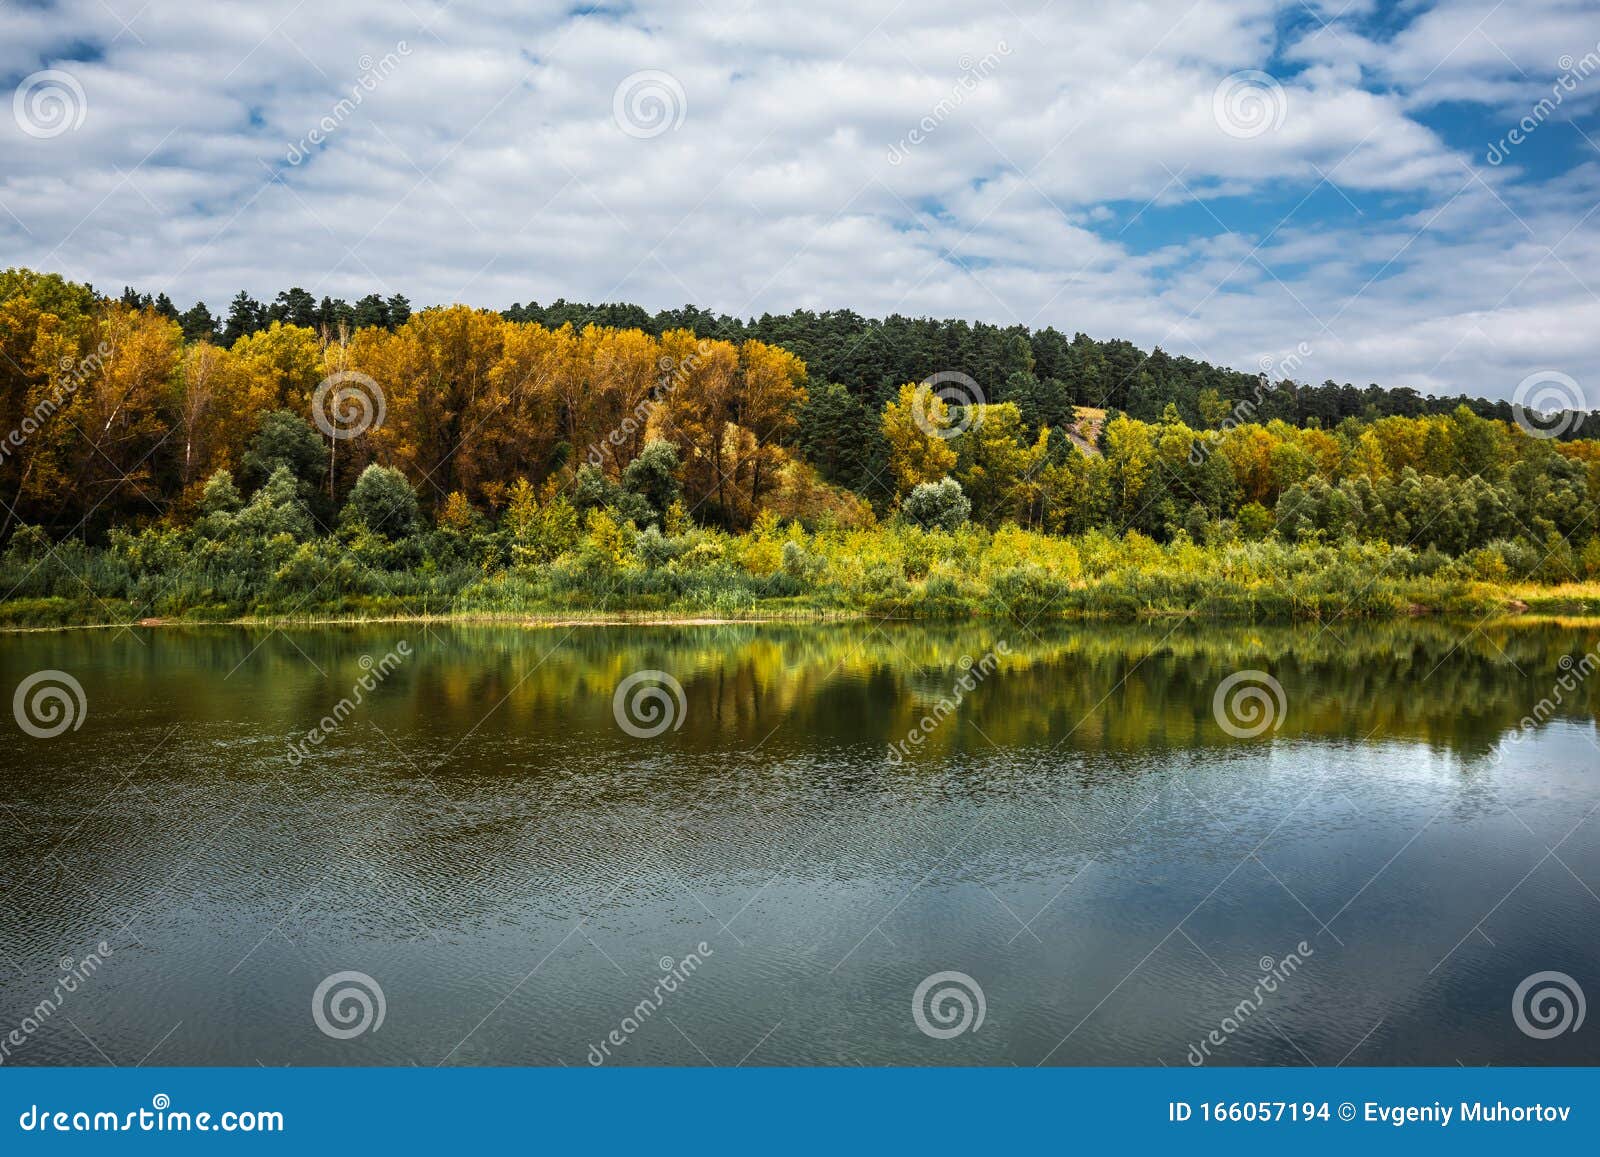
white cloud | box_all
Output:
[0,0,1595,400]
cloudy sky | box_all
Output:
[2,0,1598,399]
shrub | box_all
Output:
[902,477,971,532]
[343,464,419,537]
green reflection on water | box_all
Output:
[7,618,1594,764]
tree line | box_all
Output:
[115,277,1600,440]
[2,266,1596,582]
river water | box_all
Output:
[1,620,1595,1065]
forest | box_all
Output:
[2,266,1598,625]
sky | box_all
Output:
[1,0,1598,401]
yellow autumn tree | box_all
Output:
[881,382,957,497]
[953,402,1047,524]
[62,305,180,525]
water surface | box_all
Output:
[1,620,1596,1066]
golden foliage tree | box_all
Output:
[881,382,957,497]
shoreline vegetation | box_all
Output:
[5,576,1599,632]
[3,268,1599,631]
[5,602,1600,634]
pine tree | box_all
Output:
[223,291,265,346]
[179,301,218,343]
